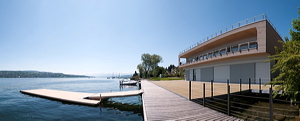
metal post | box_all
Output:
[269,87,273,121]
[227,79,229,86]
[249,78,251,93]
[203,83,205,106]
[189,80,191,100]
[227,85,230,116]
[99,94,102,102]
[211,80,213,99]
[259,78,262,94]
[240,79,242,94]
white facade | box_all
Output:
[184,54,271,83]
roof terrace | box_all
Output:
[179,14,280,55]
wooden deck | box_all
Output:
[20,89,143,106]
[151,80,271,100]
[141,80,242,121]
[20,89,100,106]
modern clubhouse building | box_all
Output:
[178,15,282,84]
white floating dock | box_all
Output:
[20,89,143,106]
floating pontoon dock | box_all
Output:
[20,89,143,106]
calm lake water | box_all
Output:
[0,78,143,121]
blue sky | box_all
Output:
[0,0,299,76]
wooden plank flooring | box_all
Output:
[20,89,143,106]
[141,80,243,121]
[20,89,100,106]
[151,80,271,100]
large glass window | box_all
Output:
[203,54,207,59]
[199,56,203,60]
[220,48,226,55]
[214,50,220,56]
[207,53,213,58]
[240,43,248,50]
[249,42,258,49]
[231,45,239,52]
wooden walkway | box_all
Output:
[141,80,242,121]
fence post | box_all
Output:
[227,85,230,116]
[211,80,214,99]
[248,78,251,93]
[259,78,262,94]
[269,87,273,121]
[203,83,205,107]
[227,79,229,86]
[240,79,242,94]
[189,80,191,100]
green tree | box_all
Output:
[152,66,166,77]
[137,64,145,78]
[137,53,163,78]
[268,9,300,101]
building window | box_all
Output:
[203,54,207,59]
[220,48,226,55]
[207,53,213,58]
[240,43,248,51]
[199,56,203,60]
[231,45,239,52]
[214,50,220,56]
[249,42,258,49]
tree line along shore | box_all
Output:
[0,71,91,78]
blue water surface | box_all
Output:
[0,78,143,121]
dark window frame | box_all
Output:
[231,45,239,52]
[240,43,248,51]
[249,41,258,49]
[220,48,227,55]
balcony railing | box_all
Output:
[180,41,258,66]
[179,14,281,55]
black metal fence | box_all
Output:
[187,78,299,121]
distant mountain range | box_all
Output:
[0,71,91,78]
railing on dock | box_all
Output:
[187,78,299,121]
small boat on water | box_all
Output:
[119,80,138,85]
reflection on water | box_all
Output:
[99,95,143,115]
[0,78,143,121]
